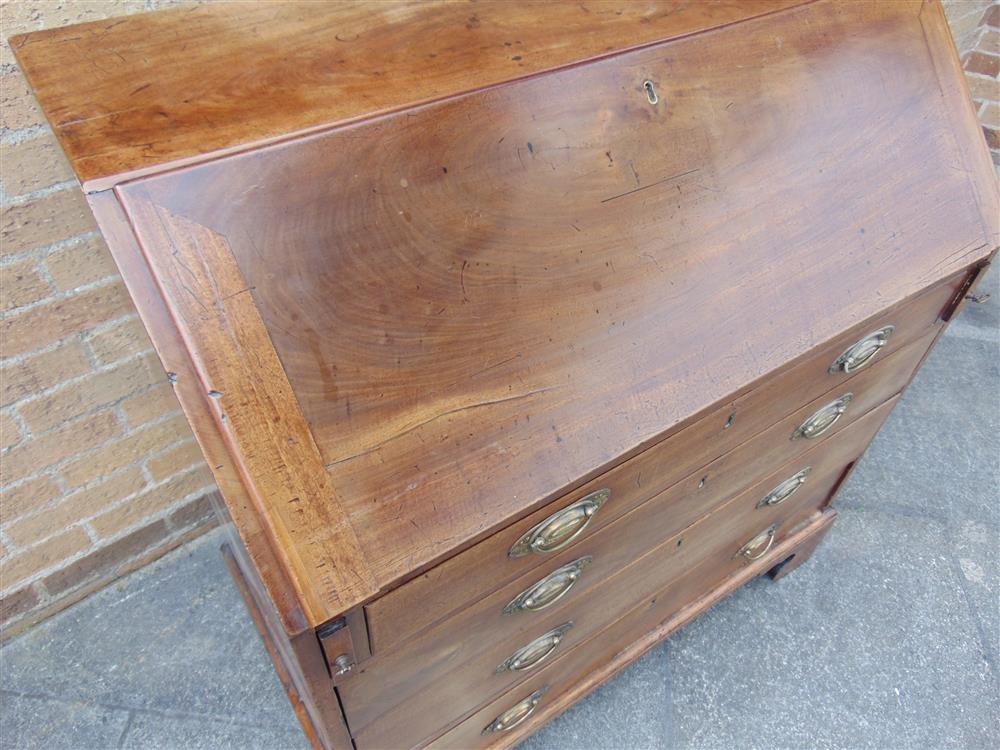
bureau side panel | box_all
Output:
[86,190,313,635]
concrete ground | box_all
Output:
[1,265,997,750]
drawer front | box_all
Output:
[366,274,960,653]
[343,331,930,732]
[350,396,896,749]
[431,510,838,750]
[382,418,868,748]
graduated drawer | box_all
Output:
[340,374,908,736]
[365,272,962,654]
[353,396,889,750]
[430,506,839,750]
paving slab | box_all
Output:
[0,691,130,750]
[517,645,674,750]
[665,508,999,750]
[0,532,307,748]
[119,711,308,750]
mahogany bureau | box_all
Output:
[13,2,997,747]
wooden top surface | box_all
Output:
[18,1,999,628]
[11,0,802,190]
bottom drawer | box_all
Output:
[431,509,839,750]
[354,396,896,750]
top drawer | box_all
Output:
[364,270,965,653]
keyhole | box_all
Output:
[643,80,659,105]
[698,476,708,489]
[724,412,736,430]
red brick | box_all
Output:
[85,317,153,365]
[982,101,1000,129]
[45,235,120,292]
[968,74,1000,102]
[0,586,40,626]
[0,340,92,407]
[2,411,121,485]
[120,382,180,427]
[0,189,96,257]
[982,30,1000,56]
[147,439,205,482]
[41,519,171,596]
[168,490,220,531]
[19,352,163,433]
[985,3,999,28]
[0,71,44,131]
[0,132,74,197]
[1,411,23,452]
[0,259,52,312]
[5,468,146,547]
[59,413,191,488]
[3,527,91,589]
[984,125,1000,149]
[90,464,214,538]
[1,281,133,357]
[966,51,1000,77]
[1,476,62,521]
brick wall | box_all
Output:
[1,0,216,640]
[1,1,998,639]
[943,1,1000,166]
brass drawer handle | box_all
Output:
[756,468,810,509]
[508,489,610,558]
[495,623,573,674]
[829,326,894,374]
[792,393,853,440]
[481,688,548,735]
[737,525,777,561]
[503,557,592,615]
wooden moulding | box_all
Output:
[10,0,807,190]
[86,191,319,635]
[119,196,378,625]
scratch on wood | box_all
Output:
[326,386,559,468]
[601,168,699,204]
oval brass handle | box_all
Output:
[508,489,610,558]
[756,468,810,509]
[791,393,853,440]
[829,326,894,374]
[481,688,548,735]
[496,623,573,674]
[503,557,592,615]
[737,525,777,561]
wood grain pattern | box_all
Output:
[363,276,961,652]
[122,197,377,623]
[113,0,996,629]
[10,0,804,190]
